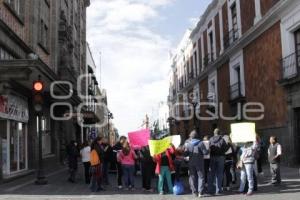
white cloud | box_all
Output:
[87,0,173,134]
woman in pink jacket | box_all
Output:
[117,141,137,190]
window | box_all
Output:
[209,32,214,61]
[38,20,49,52]
[0,47,15,60]
[295,28,300,68]
[194,51,198,76]
[6,0,21,15]
[231,3,238,32]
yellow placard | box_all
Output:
[230,122,256,143]
[149,136,172,156]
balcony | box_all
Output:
[280,52,300,81]
[207,92,217,105]
[188,72,194,81]
[229,82,245,101]
[224,28,239,50]
[203,53,215,68]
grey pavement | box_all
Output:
[0,164,300,200]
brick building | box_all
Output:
[168,0,300,165]
[0,0,91,181]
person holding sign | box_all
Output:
[237,141,258,196]
[153,144,175,195]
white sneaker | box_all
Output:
[198,194,204,198]
[118,185,123,189]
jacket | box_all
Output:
[154,146,175,174]
[90,149,101,166]
[185,139,209,169]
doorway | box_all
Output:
[295,108,300,164]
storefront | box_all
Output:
[0,94,28,178]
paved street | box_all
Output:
[0,165,300,200]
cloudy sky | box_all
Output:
[87,0,212,135]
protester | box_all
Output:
[208,128,229,195]
[185,130,209,198]
[268,136,282,185]
[118,141,137,190]
[173,145,185,183]
[66,140,79,183]
[102,138,113,185]
[223,135,235,191]
[80,141,91,184]
[202,135,210,186]
[140,145,155,192]
[238,141,257,196]
[90,140,102,192]
[113,136,127,189]
[154,144,175,195]
[94,137,105,190]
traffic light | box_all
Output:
[33,80,44,113]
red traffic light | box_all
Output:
[33,81,44,92]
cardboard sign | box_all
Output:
[230,122,256,143]
[128,129,150,149]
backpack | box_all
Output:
[210,136,229,156]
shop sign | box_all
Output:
[0,95,29,122]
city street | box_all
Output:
[0,165,300,200]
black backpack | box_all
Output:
[210,136,229,156]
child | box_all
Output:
[238,141,257,196]
[118,141,137,190]
[154,145,175,195]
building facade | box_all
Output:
[168,0,300,165]
[0,0,90,181]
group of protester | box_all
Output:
[65,128,282,197]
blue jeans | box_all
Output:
[158,166,173,194]
[239,163,254,193]
[122,164,135,188]
[208,156,225,194]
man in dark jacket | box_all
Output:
[112,136,127,188]
[208,128,229,195]
[102,138,113,185]
[66,140,79,183]
[185,130,209,198]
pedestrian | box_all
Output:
[208,128,229,195]
[140,145,155,192]
[203,136,210,186]
[94,136,105,190]
[238,141,257,196]
[173,145,185,183]
[154,144,175,195]
[223,135,235,191]
[80,141,91,184]
[102,138,113,185]
[90,140,102,192]
[66,140,80,183]
[113,136,127,189]
[117,141,137,190]
[185,130,209,198]
[268,136,282,185]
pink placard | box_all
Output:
[128,129,150,149]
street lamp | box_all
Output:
[107,111,113,139]
[192,99,200,134]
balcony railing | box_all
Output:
[203,53,215,68]
[207,92,216,103]
[229,82,244,100]
[224,28,239,49]
[189,72,194,80]
[281,52,299,80]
